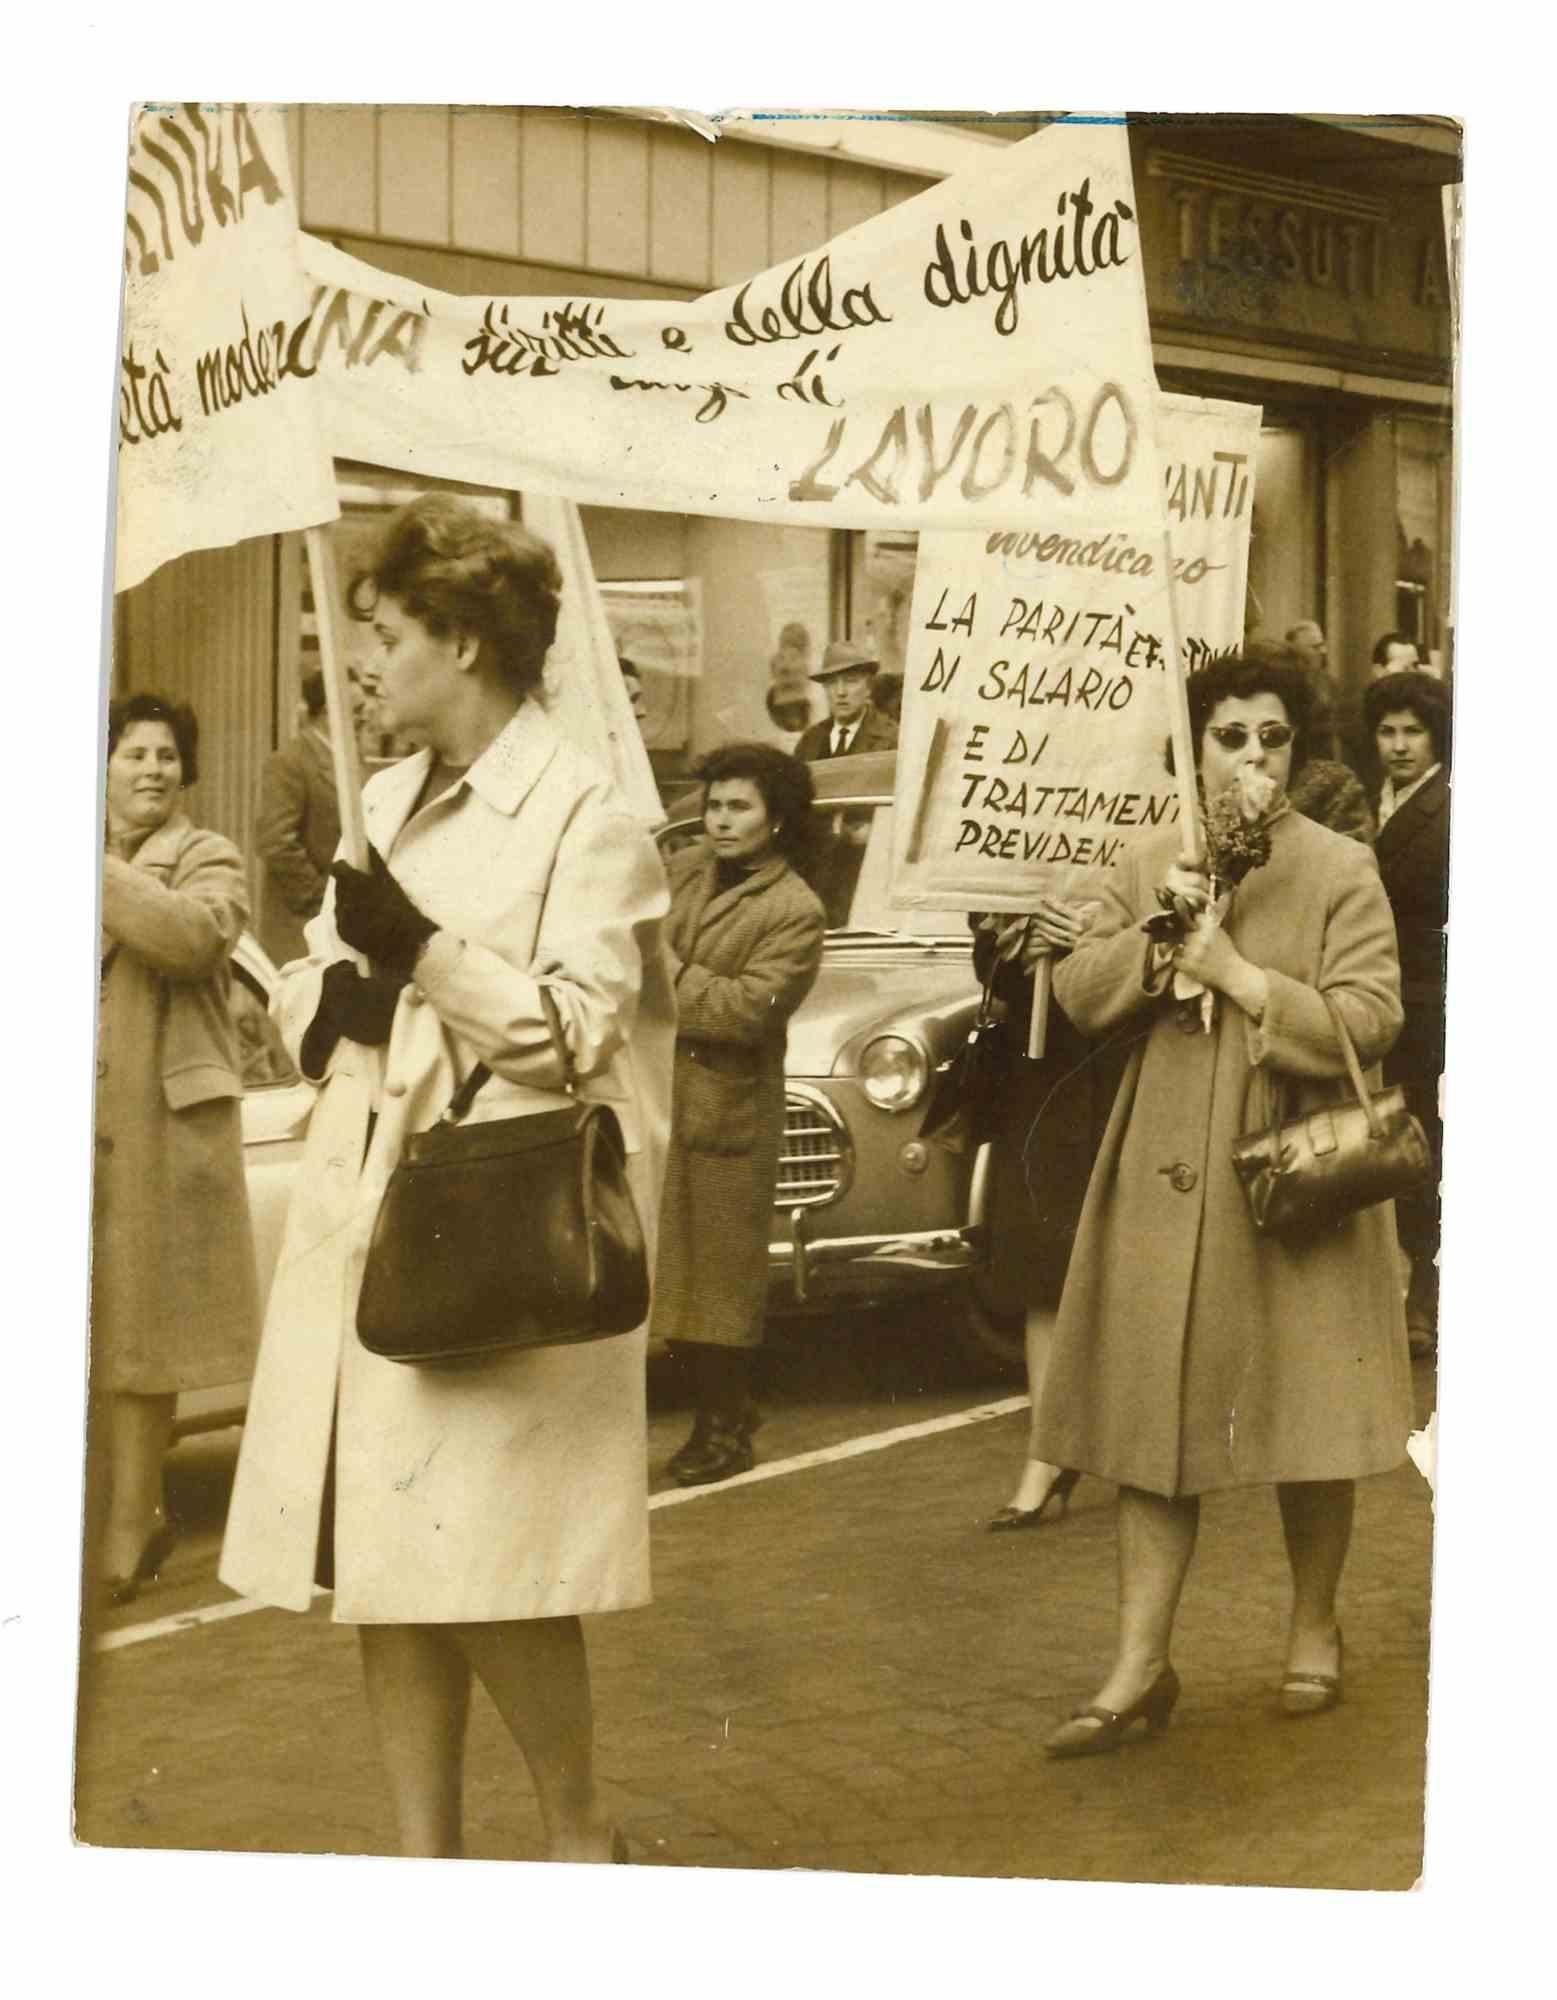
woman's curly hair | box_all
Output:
[348,494,563,698]
[693,740,820,881]
[1362,668,1451,769]
[108,691,199,785]
[1164,644,1315,779]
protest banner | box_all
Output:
[289,120,1161,533]
[890,392,1262,919]
[116,104,339,593]
[520,494,666,823]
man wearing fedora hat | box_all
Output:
[795,641,899,761]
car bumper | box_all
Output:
[769,1142,992,1308]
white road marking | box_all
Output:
[645,1395,1028,1508]
[94,1394,1029,1655]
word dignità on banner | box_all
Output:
[115,104,338,595]
[293,119,1167,531]
[891,394,1261,914]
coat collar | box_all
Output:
[1374,765,1448,859]
[372,701,562,852]
[118,810,193,871]
[681,849,791,926]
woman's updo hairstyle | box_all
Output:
[349,494,563,699]
[108,691,199,785]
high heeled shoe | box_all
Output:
[1044,1665,1181,1759]
[1280,1631,1343,1717]
[987,1468,1080,1533]
[103,1518,179,1609]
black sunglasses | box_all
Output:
[1206,722,1295,750]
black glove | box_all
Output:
[299,960,406,1078]
[331,847,438,978]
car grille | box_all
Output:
[776,1091,849,1208]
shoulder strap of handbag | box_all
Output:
[439,986,575,1127]
[1244,991,1385,1147]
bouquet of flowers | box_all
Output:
[1159,766,1282,1031]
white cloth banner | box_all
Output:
[295,120,1163,532]
[116,103,339,593]
[521,494,666,824]
[890,392,1261,913]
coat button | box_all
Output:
[1177,1011,1201,1035]
[403,989,423,1008]
[385,1079,407,1098]
[96,1134,114,1154]
[1168,1162,1197,1193]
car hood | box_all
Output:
[784,942,976,1076]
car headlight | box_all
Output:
[858,1034,929,1112]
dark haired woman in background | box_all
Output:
[1365,668,1451,1358]
[1030,652,1410,1755]
[94,694,258,1602]
[221,495,674,1861]
[651,742,826,1485]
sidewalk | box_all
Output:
[75,1385,1433,1890]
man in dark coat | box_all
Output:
[1365,669,1451,1358]
[795,641,899,761]
[254,671,343,968]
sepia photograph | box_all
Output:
[24,55,1519,1956]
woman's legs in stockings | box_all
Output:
[1276,1479,1352,1681]
[99,1390,176,1583]
[359,1616,613,1861]
[358,1624,471,1857]
[1085,1485,1200,1716]
[1004,1307,1070,1513]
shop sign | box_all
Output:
[1140,148,1452,366]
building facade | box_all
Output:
[113,108,1459,896]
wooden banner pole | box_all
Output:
[303,526,368,871]
[1159,528,1204,867]
[1026,953,1053,1061]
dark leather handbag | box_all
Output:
[1231,993,1432,1242]
[357,990,649,1365]
[920,966,1007,1153]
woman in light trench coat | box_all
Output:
[1033,652,1413,1758]
[220,497,673,1862]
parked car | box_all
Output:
[178,751,1040,1436]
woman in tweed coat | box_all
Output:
[94,694,258,1603]
[650,743,826,1485]
[1034,654,1411,1757]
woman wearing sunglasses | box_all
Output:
[1030,650,1411,1755]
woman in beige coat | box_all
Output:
[220,497,674,1862]
[1034,653,1412,1757]
[94,694,258,1603]
[649,743,825,1486]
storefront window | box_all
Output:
[1247,421,1322,645]
[848,529,920,721]
[1394,417,1453,670]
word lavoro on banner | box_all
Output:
[288,121,1167,532]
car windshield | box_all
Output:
[660,800,962,941]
